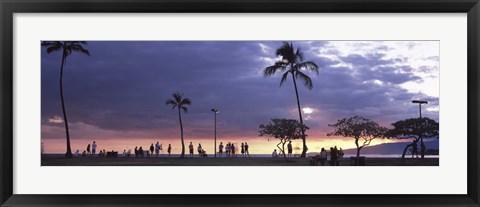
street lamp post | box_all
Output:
[411,100,428,118]
[211,108,219,158]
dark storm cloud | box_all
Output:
[41,41,439,139]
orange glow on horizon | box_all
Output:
[42,136,405,155]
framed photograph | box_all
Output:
[1,0,479,206]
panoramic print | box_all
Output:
[41,41,439,166]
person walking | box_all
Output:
[287,141,293,157]
[189,142,194,157]
[245,142,250,157]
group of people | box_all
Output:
[318,146,344,166]
[218,142,250,157]
[186,142,251,158]
[133,142,173,158]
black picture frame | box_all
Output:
[1,0,479,206]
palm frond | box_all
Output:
[280,71,290,87]
[69,45,90,56]
[264,61,287,77]
[295,70,313,89]
[180,98,192,106]
[166,99,176,106]
[296,61,319,74]
[173,92,183,103]
[295,47,304,62]
[181,106,188,113]
[276,42,295,64]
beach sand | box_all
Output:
[41,155,439,166]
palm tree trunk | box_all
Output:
[291,74,307,157]
[178,108,185,158]
[60,52,72,158]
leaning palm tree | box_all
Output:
[166,92,192,158]
[42,41,90,158]
[264,42,319,157]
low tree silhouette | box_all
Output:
[328,116,387,164]
[388,117,439,160]
[166,92,191,158]
[259,118,307,160]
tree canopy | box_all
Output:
[259,118,308,159]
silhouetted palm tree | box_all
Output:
[41,41,90,158]
[264,42,319,157]
[166,92,192,158]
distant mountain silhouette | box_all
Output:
[342,139,439,155]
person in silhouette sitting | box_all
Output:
[272,149,278,157]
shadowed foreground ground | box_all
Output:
[41,155,439,166]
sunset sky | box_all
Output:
[41,41,439,154]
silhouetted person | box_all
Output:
[320,148,327,166]
[155,142,160,158]
[287,141,293,157]
[134,146,138,158]
[159,143,163,154]
[86,144,91,155]
[245,142,250,157]
[150,144,154,156]
[123,150,127,157]
[412,140,419,158]
[189,142,194,157]
[333,146,340,165]
[75,150,79,157]
[231,144,236,157]
[197,144,203,157]
[82,150,86,157]
[219,142,224,157]
[330,147,338,166]
[139,147,144,158]
[241,143,245,157]
[338,148,344,158]
[167,144,172,157]
[226,143,230,157]
[272,149,278,157]
[92,141,97,155]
